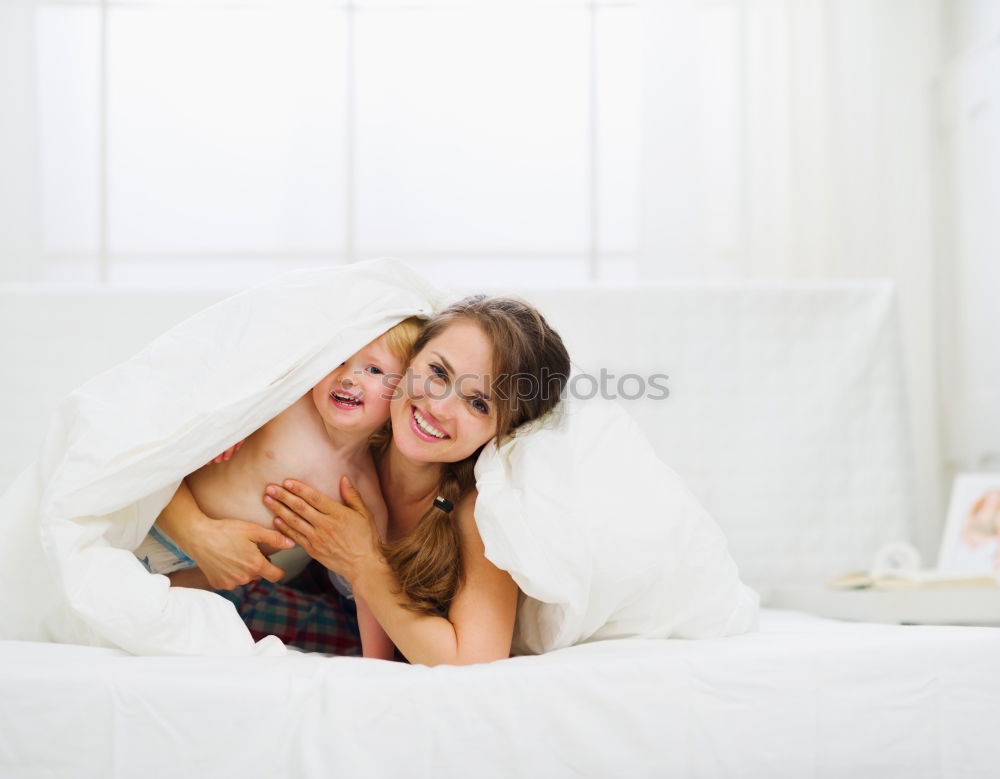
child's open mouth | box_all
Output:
[330,390,363,410]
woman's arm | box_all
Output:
[157,479,293,590]
[266,478,518,666]
[354,495,518,666]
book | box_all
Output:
[826,569,1000,591]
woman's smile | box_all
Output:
[410,405,450,441]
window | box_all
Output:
[34,0,640,285]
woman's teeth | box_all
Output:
[413,407,447,439]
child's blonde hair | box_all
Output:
[368,316,425,448]
[379,316,425,364]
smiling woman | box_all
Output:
[380,298,569,615]
[259,295,571,665]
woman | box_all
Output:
[161,295,571,665]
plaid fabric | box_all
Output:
[218,560,362,655]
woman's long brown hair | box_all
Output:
[375,295,571,616]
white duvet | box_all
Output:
[4,611,997,778]
[0,258,756,657]
[475,396,759,655]
[0,259,440,656]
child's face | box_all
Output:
[311,336,405,438]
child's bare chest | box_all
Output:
[186,397,362,526]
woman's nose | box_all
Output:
[425,387,456,422]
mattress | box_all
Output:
[1,609,996,778]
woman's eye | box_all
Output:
[429,363,446,378]
[471,398,489,415]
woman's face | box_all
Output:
[390,319,499,464]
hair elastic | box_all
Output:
[433,495,454,513]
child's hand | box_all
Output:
[186,517,294,590]
[209,439,245,465]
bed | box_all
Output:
[2,609,998,777]
[1,276,996,777]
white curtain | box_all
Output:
[639,0,946,560]
[0,0,42,283]
[942,0,1000,479]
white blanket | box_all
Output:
[0,259,756,657]
[475,396,759,655]
[4,611,998,778]
[0,258,441,656]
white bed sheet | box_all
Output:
[1,609,997,778]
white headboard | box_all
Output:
[0,279,914,598]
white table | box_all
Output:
[764,584,1000,626]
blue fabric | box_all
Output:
[148,525,196,569]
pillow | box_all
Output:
[474,395,759,655]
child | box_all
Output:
[134,317,423,659]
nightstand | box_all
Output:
[763,584,1000,627]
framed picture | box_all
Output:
[938,473,1000,574]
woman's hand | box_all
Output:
[264,477,383,583]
